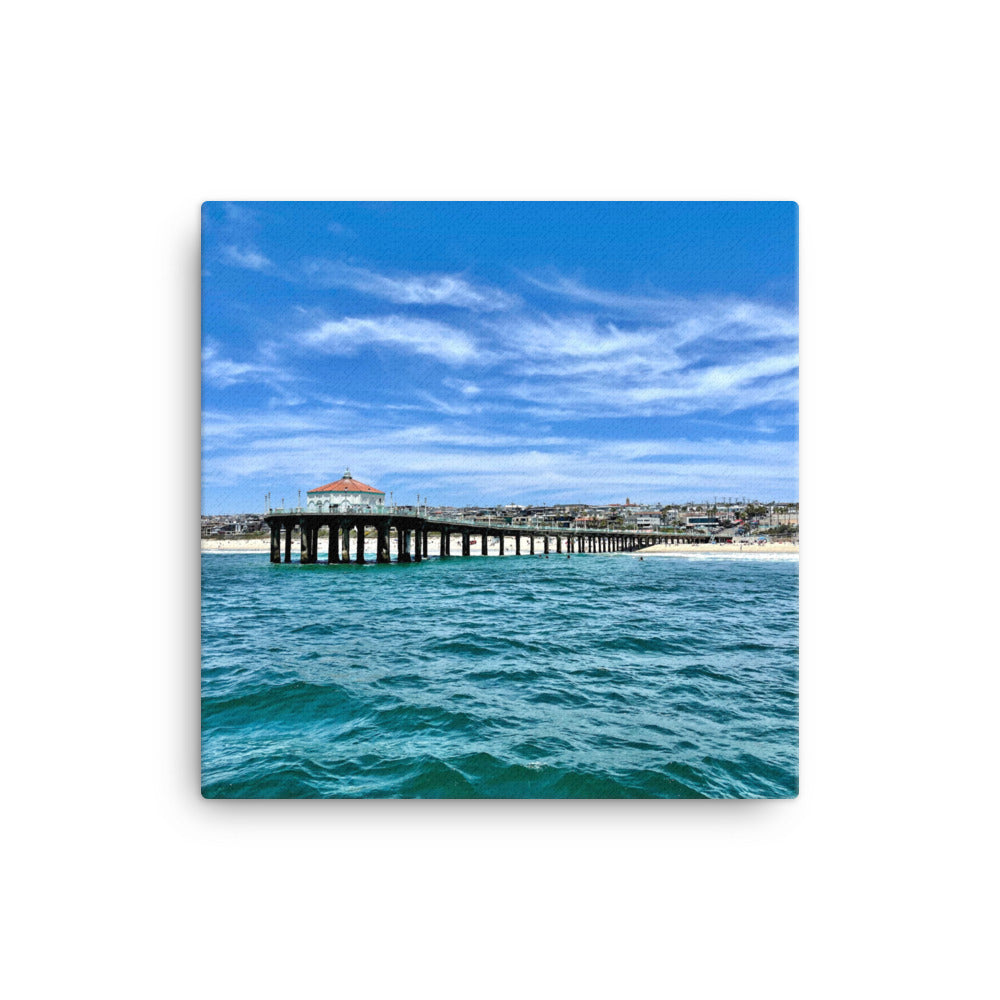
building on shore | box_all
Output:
[683,512,721,527]
[306,469,385,513]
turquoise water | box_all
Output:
[201,552,798,798]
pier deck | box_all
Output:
[263,508,710,564]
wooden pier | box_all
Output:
[263,510,710,564]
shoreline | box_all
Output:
[201,539,272,552]
[201,538,798,557]
[638,541,797,557]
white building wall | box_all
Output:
[307,491,384,513]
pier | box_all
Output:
[263,508,711,565]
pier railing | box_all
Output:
[264,505,701,537]
[262,505,712,565]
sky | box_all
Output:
[201,202,798,514]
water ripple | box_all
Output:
[202,553,798,797]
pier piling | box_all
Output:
[262,510,707,567]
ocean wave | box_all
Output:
[202,551,798,798]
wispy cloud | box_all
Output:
[525,274,797,337]
[303,260,518,311]
[300,315,483,365]
[442,378,483,397]
[201,343,292,390]
[202,415,797,504]
[499,316,659,362]
[221,245,272,271]
[459,296,800,417]
[217,268,797,421]
[221,203,259,226]
[523,274,689,318]
[279,291,797,418]
[204,258,798,507]
[202,345,267,388]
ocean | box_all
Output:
[201,550,798,798]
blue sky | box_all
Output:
[202,202,797,513]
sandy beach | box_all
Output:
[637,540,798,557]
[201,538,272,552]
[202,536,797,557]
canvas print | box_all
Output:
[201,201,798,798]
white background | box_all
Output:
[4,3,996,997]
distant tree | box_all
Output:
[764,524,797,536]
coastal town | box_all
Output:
[202,499,798,539]
[202,470,798,551]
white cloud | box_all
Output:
[500,316,658,361]
[523,274,689,318]
[301,315,481,365]
[442,378,482,397]
[202,344,282,389]
[203,268,799,507]
[499,369,797,418]
[466,286,799,418]
[524,275,797,332]
[221,245,272,271]
[202,423,797,504]
[304,260,518,311]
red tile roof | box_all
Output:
[308,476,384,495]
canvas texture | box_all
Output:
[201,201,799,798]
